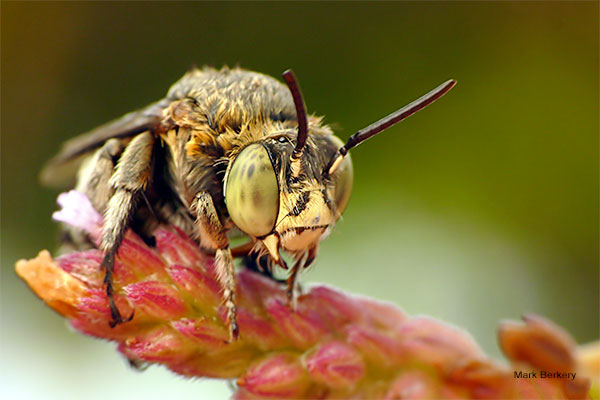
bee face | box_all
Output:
[224,130,353,261]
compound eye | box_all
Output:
[225,143,279,237]
[331,154,353,214]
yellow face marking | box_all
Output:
[274,181,336,253]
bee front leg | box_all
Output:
[286,258,303,310]
[193,192,238,341]
[286,246,317,310]
[101,131,154,327]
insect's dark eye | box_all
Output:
[278,137,287,143]
[224,144,280,237]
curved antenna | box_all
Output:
[282,69,308,159]
[328,79,457,175]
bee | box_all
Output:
[41,67,455,340]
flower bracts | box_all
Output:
[16,191,593,399]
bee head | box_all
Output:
[224,70,456,266]
[223,128,353,265]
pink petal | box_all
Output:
[499,314,576,372]
[239,353,310,397]
[155,227,208,268]
[355,296,408,331]
[52,190,103,240]
[265,298,328,349]
[304,341,365,389]
[166,264,222,309]
[56,250,104,288]
[346,324,404,368]
[384,370,438,399]
[171,317,229,349]
[118,326,191,364]
[116,236,169,279]
[236,307,287,350]
[300,286,364,331]
[396,316,484,369]
[124,281,187,320]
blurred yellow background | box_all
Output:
[1,2,597,399]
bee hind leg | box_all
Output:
[100,131,155,327]
[193,192,239,341]
[77,138,125,211]
[58,138,125,254]
[101,250,133,327]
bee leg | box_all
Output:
[77,138,124,211]
[59,139,125,254]
[286,246,317,310]
[286,257,303,310]
[127,358,150,371]
[216,248,238,341]
[230,241,254,258]
[101,131,155,327]
[243,253,287,283]
[193,192,239,341]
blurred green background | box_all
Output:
[1,2,598,399]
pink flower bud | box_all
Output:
[118,326,191,365]
[235,307,287,350]
[499,314,576,372]
[355,296,408,331]
[345,324,404,368]
[265,298,328,349]
[155,227,208,268]
[236,268,286,310]
[166,264,222,308]
[116,235,170,279]
[238,353,310,397]
[74,288,134,339]
[304,341,365,389]
[15,192,594,399]
[446,359,513,399]
[384,370,439,399]
[56,250,104,288]
[124,281,188,321]
[171,317,229,348]
[300,286,364,330]
[499,315,592,399]
[396,316,484,370]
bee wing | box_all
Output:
[40,99,169,188]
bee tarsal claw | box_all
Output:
[108,306,122,328]
[124,309,135,323]
[108,306,134,328]
[105,280,134,328]
[107,298,123,328]
[229,321,240,342]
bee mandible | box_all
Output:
[42,67,456,340]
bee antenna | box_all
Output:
[327,79,457,175]
[282,69,308,159]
